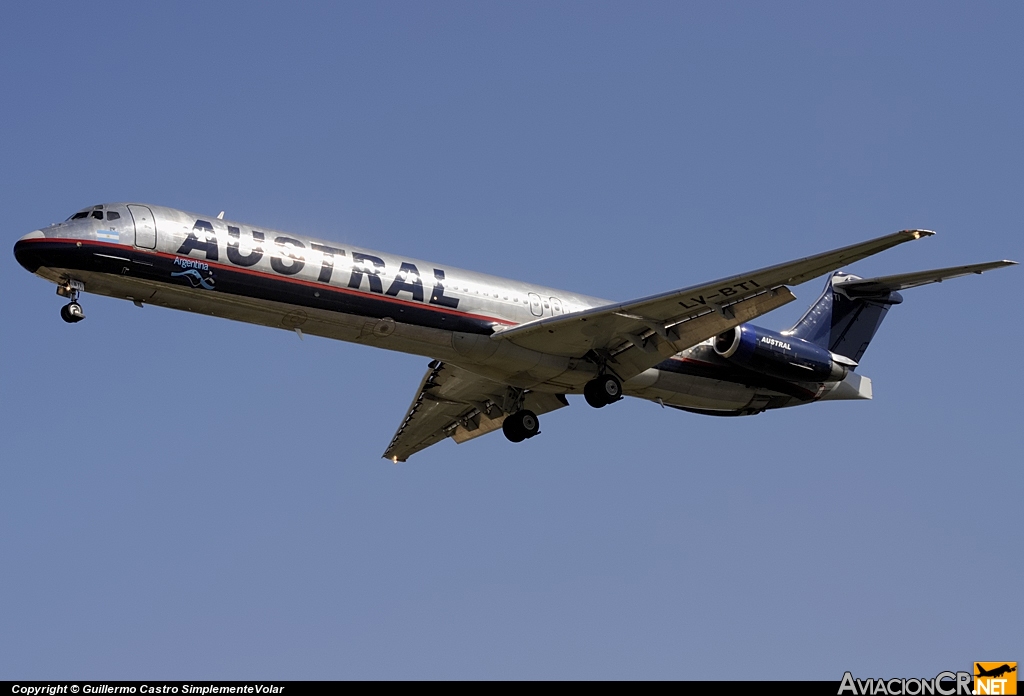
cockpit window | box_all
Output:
[92,211,104,220]
[107,211,120,220]
[69,211,89,220]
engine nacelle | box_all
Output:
[713,324,847,382]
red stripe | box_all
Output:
[20,237,518,327]
[669,355,718,367]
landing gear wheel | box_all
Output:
[502,409,540,443]
[60,302,85,323]
[584,374,622,408]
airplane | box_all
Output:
[976,664,1017,679]
[14,203,1015,461]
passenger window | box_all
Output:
[71,212,89,220]
[92,211,103,220]
[107,211,120,220]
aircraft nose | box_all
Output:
[14,230,47,273]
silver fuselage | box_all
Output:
[15,203,840,414]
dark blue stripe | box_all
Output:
[15,240,496,335]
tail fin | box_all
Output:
[787,272,900,363]
[786,260,1016,363]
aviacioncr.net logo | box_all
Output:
[975,663,1017,695]
[839,671,973,696]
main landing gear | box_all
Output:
[584,374,622,408]
[57,279,85,323]
[502,409,540,443]
[500,374,621,446]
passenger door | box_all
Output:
[128,205,157,249]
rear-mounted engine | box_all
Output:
[713,324,847,382]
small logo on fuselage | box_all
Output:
[171,257,215,290]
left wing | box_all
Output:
[383,361,569,462]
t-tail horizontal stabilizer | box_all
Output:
[833,260,1017,297]
[788,259,1017,363]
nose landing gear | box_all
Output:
[57,279,86,323]
[60,302,85,323]
[584,374,622,408]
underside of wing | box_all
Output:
[383,361,569,462]
[488,230,935,383]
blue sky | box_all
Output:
[1,1,1021,679]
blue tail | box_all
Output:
[786,272,903,363]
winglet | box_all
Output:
[901,229,935,239]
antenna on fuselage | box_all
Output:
[217,211,225,219]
